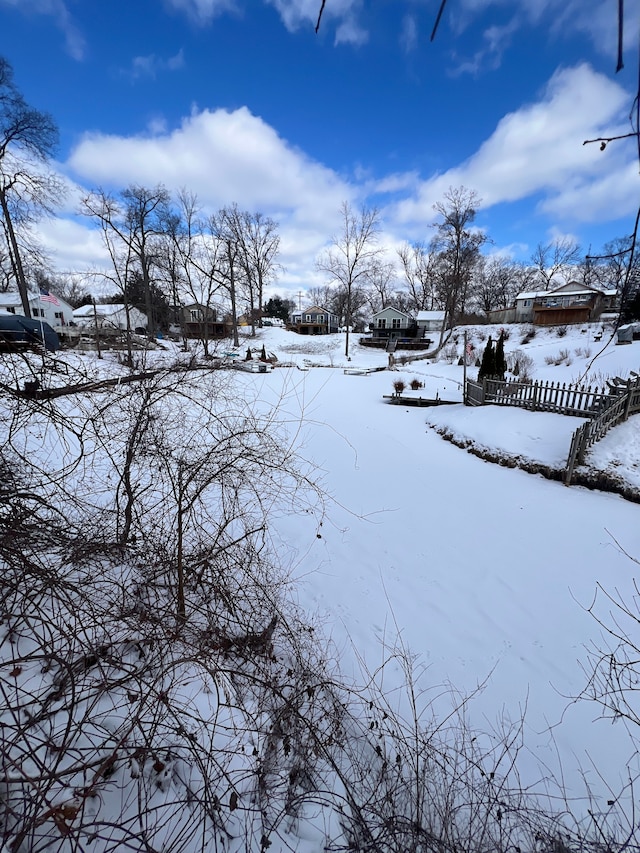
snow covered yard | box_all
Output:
[2,320,640,852]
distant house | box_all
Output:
[289,306,339,335]
[178,303,228,339]
[73,303,148,331]
[515,282,610,325]
[362,307,434,350]
[370,307,418,341]
[416,310,448,333]
[0,289,73,329]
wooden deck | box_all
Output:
[383,394,459,407]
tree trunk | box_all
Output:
[0,189,31,318]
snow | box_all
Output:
[248,321,640,799]
[3,318,640,849]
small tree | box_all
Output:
[494,331,506,380]
[477,335,496,381]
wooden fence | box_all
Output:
[466,377,611,416]
[465,374,640,486]
[564,375,640,484]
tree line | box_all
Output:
[1,55,638,358]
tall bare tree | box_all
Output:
[317,202,384,357]
[530,236,581,291]
[430,186,486,341]
[0,57,62,316]
[210,205,245,348]
[397,241,438,311]
[81,184,170,344]
[236,210,281,336]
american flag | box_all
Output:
[39,287,60,306]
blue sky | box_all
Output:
[2,0,639,297]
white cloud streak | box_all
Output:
[124,49,185,81]
[0,0,85,59]
[390,64,636,231]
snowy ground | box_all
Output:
[222,320,640,805]
[9,319,640,838]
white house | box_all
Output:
[371,307,415,336]
[0,289,73,329]
[416,310,448,333]
[73,303,148,331]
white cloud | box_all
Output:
[67,106,350,222]
[163,0,239,24]
[125,49,185,81]
[454,0,639,63]
[0,0,85,59]
[391,64,635,230]
[265,0,367,44]
[62,106,354,289]
[449,17,518,76]
[400,14,418,54]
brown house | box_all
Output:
[179,303,228,339]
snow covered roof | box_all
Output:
[73,303,127,317]
[0,292,26,307]
[416,310,445,321]
[515,291,548,301]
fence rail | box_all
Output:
[465,374,640,487]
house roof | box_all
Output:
[372,306,413,319]
[294,305,335,316]
[73,303,128,317]
[416,310,445,321]
[0,291,39,308]
[515,291,549,301]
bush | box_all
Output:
[508,349,534,380]
[520,326,536,345]
[556,326,567,337]
[409,378,423,390]
[441,343,458,364]
[393,379,406,396]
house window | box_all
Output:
[377,319,387,329]
[54,311,64,322]
[317,314,325,322]
[392,318,401,329]
[523,300,531,307]
[6,307,15,314]
[190,309,202,322]
[306,314,312,322]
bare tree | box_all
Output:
[397,241,438,311]
[0,57,62,316]
[471,256,520,316]
[530,236,581,291]
[236,210,281,335]
[363,259,397,314]
[210,204,245,348]
[165,190,225,357]
[430,186,486,341]
[317,202,384,357]
[80,185,171,354]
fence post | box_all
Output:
[623,379,633,421]
[482,377,487,405]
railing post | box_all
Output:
[482,377,487,405]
